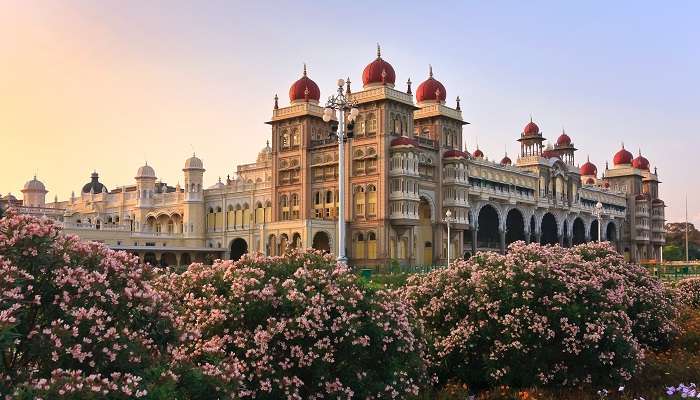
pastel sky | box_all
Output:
[1,1,698,224]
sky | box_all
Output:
[1,0,698,224]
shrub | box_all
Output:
[159,250,427,399]
[0,210,177,399]
[673,277,700,309]
[401,241,678,390]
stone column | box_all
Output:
[499,229,506,254]
[175,253,181,267]
[558,234,564,246]
[535,232,542,244]
[471,228,477,255]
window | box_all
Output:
[367,185,377,216]
[367,231,377,259]
[354,186,365,217]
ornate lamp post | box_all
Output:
[594,201,604,242]
[443,209,456,265]
[322,79,359,264]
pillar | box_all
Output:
[499,229,506,254]
[558,234,564,246]
[471,228,477,255]
[175,253,181,267]
[524,229,531,244]
[535,232,541,244]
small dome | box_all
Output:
[613,144,633,165]
[23,176,46,192]
[209,177,225,190]
[631,150,650,170]
[184,154,204,170]
[580,156,597,176]
[257,141,272,163]
[556,130,572,146]
[362,44,396,88]
[473,147,484,158]
[136,164,156,179]
[3,193,17,202]
[390,136,418,147]
[82,172,107,193]
[416,65,447,103]
[500,154,512,166]
[585,177,595,185]
[443,149,468,159]
[604,181,610,188]
[523,118,540,136]
[289,64,320,104]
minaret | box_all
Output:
[135,162,157,209]
[518,116,545,157]
[183,154,205,237]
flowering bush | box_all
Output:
[673,277,700,309]
[158,250,427,399]
[401,241,678,389]
[0,210,177,399]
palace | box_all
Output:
[1,46,666,266]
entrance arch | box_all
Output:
[180,253,191,266]
[230,238,248,261]
[417,197,433,265]
[540,213,558,245]
[590,220,599,242]
[477,204,500,249]
[606,222,617,242]
[572,218,585,245]
[161,252,176,267]
[144,252,157,265]
[505,208,525,245]
[312,231,331,253]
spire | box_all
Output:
[345,76,351,94]
[273,94,279,110]
[456,96,461,111]
[638,147,642,156]
[621,141,625,149]
[376,43,381,59]
[406,78,412,95]
[303,63,307,77]
[429,64,433,78]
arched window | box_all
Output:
[354,232,365,259]
[367,184,377,216]
[367,231,377,259]
[281,129,290,148]
[354,186,365,218]
[325,190,333,204]
[208,207,214,213]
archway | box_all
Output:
[180,253,191,266]
[606,222,617,242]
[530,215,536,243]
[144,252,157,265]
[572,218,585,245]
[230,238,248,261]
[312,231,331,253]
[279,234,289,255]
[562,220,569,247]
[291,232,302,249]
[268,234,277,256]
[417,197,433,265]
[590,220,599,242]
[477,205,499,249]
[505,208,525,245]
[540,213,558,245]
[161,252,176,267]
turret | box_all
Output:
[183,154,205,236]
[135,163,157,208]
[21,176,47,207]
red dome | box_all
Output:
[604,181,610,188]
[473,148,484,158]
[362,45,396,87]
[523,118,540,136]
[585,177,595,185]
[390,136,418,147]
[500,155,512,166]
[613,144,633,165]
[289,65,320,103]
[556,130,571,146]
[416,66,447,103]
[580,156,597,176]
[632,150,650,170]
[443,149,468,159]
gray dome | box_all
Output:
[23,176,46,192]
[82,172,107,194]
[136,164,156,179]
[184,154,204,170]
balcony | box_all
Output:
[389,191,420,201]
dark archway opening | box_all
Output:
[312,231,331,253]
[590,220,599,242]
[530,215,536,243]
[144,252,157,265]
[572,218,585,245]
[505,209,525,245]
[606,222,617,242]
[477,205,500,249]
[230,238,248,261]
[180,253,191,266]
[540,213,558,245]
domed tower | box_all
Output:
[362,44,396,89]
[579,156,598,185]
[82,172,107,194]
[289,64,321,105]
[183,154,205,237]
[21,176,47,207]
[518,117,545,158]
[135,163,157,208]
[551,129,577,165]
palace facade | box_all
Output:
[2,46,666,266]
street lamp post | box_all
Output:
[594,201,604,242]
[322,79,359,265]
[443,209,456,266]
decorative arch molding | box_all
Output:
[501,204,528,233]
[418,190,437,224]
[472,201,503,231]
[604,219,620,241]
